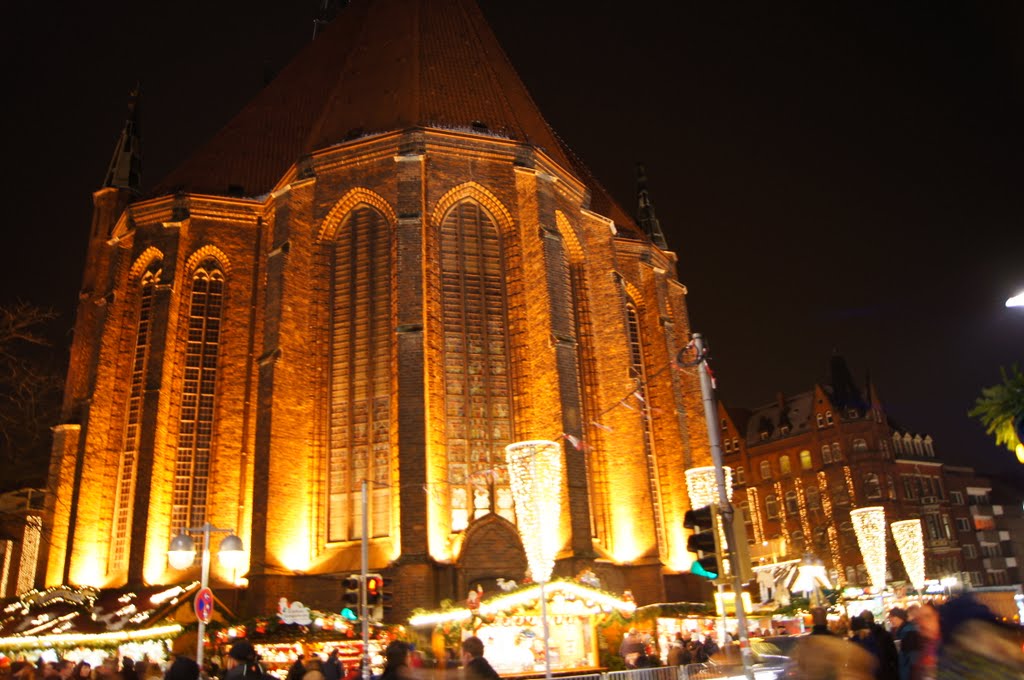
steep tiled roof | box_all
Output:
[153,0,639,234]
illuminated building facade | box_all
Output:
[722,355,1012,590]
[41,0,713,617]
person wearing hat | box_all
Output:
[889,606,921,680]
[224,641,259,680]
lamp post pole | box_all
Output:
[361,478,370,680]
[169,523,243,671]
[692,333,754,680]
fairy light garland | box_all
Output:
[794,477,812,542]
[505,440,563,584]
[817,472,843,582]
[891,519,925,591]
[843,466,857,507]
[851,506,887,591]
[774,481,790,549]
[747,487,763,544]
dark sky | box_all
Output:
[4,2,1022,475]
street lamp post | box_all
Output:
[168,524,245,669]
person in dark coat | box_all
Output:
[379,641,414,680]
[461,637,500,680]
[322,651,341,680]
[860,611,899,680]
[809,607,833,635]
[285,656,305,680]
[165,657,200,680]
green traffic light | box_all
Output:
[690,560,718,580]
[341,607,358,621]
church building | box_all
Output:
[42,0,712,618]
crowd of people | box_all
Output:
[0,656,162,680]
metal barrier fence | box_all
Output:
[552,667,684,680]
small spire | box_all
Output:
[103,84,142,194]
[313,0,348,40]
[636,163,668,249]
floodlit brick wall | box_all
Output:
[46,129,708,616]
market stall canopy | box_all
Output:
[409,580,637,628]
[0,583,234,652]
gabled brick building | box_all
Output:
[42,0,713,618]
[722,355,1012,591]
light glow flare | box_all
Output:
[891,519,925,591]
[505,440,563,583]
[850,506,887,590]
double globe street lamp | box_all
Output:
[168,524,245,669]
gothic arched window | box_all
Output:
[328,207,392,542]
[171,259,224,535]
[765,494,779,519]
[864,473,882,499]
[112,259,161,569]
[441,201,514,530]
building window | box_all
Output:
[721,418,728,429]
[963,543,977,559]
[171,259,224,536]
[821,445,832,464]
[892,433,902,454]
[881,441,889,459]
[955,517,970,532]
[800,450,813,470]
[760,460,772,481]
[924,514,942,540]
[831,443,842,461]
[981,543,1001,558]
[816,413,824,428]
[806,485,821,510]
[780,424,790,435]
[779,455,791,476]
[864,473,882,499]
[847,409,858,418]
[951,491,964,505]
[732,437,740,451]
[825,411,834,425]
[853,438,868,452]
[112,260,161,570]
[736,466,745,485]
[887,477,897,500]
[924,436,935,457]
[785,491,799,515]
[329,207,393,541]
[765,494,779,519]
[724,439,732,453]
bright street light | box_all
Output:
[1007,290,1024,308]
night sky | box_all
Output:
[4,2,1022,476]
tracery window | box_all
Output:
[328,207,392,542]
[765,494,779,519]
[864,473,882,499]
[785,490,799,515]
[171,260,224,535]
[111,260,161,569]
[806,485,820,510]
[441,201,514,530]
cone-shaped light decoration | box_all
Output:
[891,519,925,591]
[850,506,887,590]
[506,440,563,583]
[685,466,733,508]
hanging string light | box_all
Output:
[774,480,790,549]
[891,519,925,592]
[794,477,812,542]
[817,471,843,583]
[685,466,732,508]
[746,487,764,544]
[505,441,563,584]
[851,506,887,591]
[843,466,857,507]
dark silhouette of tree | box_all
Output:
[0,302,64,491]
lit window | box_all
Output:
[779,455,791,476]
[800,450,812,470]
[816,413,824,428]
[760,460,772,481]
[853,438,868,452]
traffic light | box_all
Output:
[684,504,723,581]
[366,573,384,622]
[343,574,361,609]
[730,507,754,582]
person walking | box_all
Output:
[460,637,500,680]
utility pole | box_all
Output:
[692,333,754,680]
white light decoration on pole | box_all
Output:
[685,465,733,508]
[506,440,563,680]
[891,519,925,592]
[850,506,886,591]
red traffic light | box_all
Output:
[366,576,382,595]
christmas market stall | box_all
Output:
[409,579,636,675]
[0,583,226,666]
[212,598,389,679]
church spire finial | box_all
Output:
[103,84,142,194]
[636,163,668,249]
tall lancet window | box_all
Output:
[441,201,514,531]
[171,260,224,534]
[328,207,391,542]
[625,302,666,552]
[111,260,161,569]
